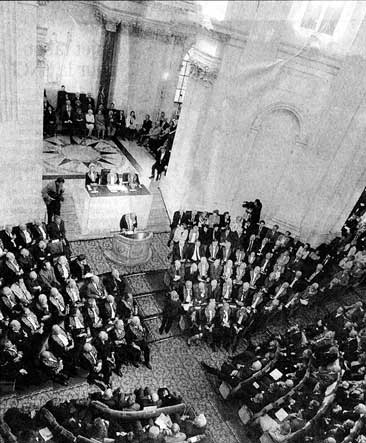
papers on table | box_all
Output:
[155,413,173,430]
[39,427,53,441]
[274,408,288,422]
[87,185,98,193]
[106,184,129,193]
[270,368,283,381]
[107,185,119,192]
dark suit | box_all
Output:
[18,254,36,273]
[57,89,67,111]
[44,109,57,136]
[207,242,221,261]
[31,223,48,243]
[1,230,17,253]
[186,244,206,262]
[70,259,90,281]
[47,220,66,241]
[255,224,268,239]
[103,274,124,298]
[209,262,223,281]
[101,301,118,324]
[61,108,75,135]
[151,150,170,178]
[120,214,137,232]
[171,211,184,229]
[82,97,95,113]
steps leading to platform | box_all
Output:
[61,192,82,241]
[146,181,171,233]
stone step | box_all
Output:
[145,182,171,234]
[60,193,81,241]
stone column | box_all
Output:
[96,18,119,109]
[160,45,221,217]
[0,1,44,224]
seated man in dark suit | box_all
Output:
[103,268,124,299]
[137,114,152,145]
[31,220,49,243]
[40,350,69,385]
[70,254,91,282]
[44,105,57,137]
[61,101,75,135]
[150,145,170,181]
[120,212,137,232]
[82,92,95,113]
[16,224,35,250]
[1,225,17,253]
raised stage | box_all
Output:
[42,136,155,239]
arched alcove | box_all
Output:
[243,104,313,232]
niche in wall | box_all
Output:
[246,107,312,232]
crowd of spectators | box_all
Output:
[1,385,209,442]
[0,215,153,394]
[160,201,366,441]
[198,297,366,442]
[162,201,366,357]
[43,87,177,179]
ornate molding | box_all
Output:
[93,2,197,44]
[119,20,191,45]
[189,61,218,85]
[251,102,308,146]
[188,47,221,86]
[94,8,120,32]
[36,25,48,68]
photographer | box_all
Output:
[42,177,65,224]
[242,198,262,225]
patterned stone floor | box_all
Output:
[0,328,248,442]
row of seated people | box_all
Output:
[1,388,208,443]
[85,164,141,190]
[198,289,366,441]
[0,217,153,392]
[254,305,366,443]
[163,205,366,351]
[44,87,178,149]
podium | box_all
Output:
[104,231,153,266]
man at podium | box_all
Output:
[120,212,137,233]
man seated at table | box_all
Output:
[85,163,100,186]
[120,212,137,233]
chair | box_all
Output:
[100,169,111,185]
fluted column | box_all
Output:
[160,44,222,217]
[96,16,119,109]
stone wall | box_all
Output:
[110,26,190,124]
[40,1,104,106]
[0,1,44,226]
[162,0,366,245]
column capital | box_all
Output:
[188,47,221,86]
[94,8,120,32]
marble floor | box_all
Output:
[43,135,139,179]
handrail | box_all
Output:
[91,400,186,421]
[251,356,312,422]
[229,342,282,399]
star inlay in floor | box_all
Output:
[43,135,137,178]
